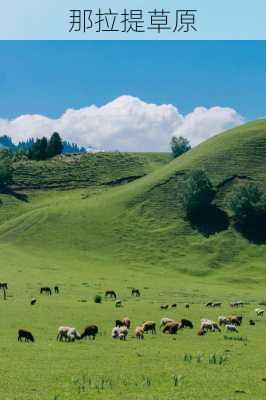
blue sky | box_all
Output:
[0,41,265,151]
[1,41,266,119]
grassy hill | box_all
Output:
[0,120,266,400]
[1,120,265,281]
[11,152,171,189]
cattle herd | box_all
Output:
[1,283,264,344]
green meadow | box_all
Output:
[0,120,266,399]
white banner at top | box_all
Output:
[0,0,266,40]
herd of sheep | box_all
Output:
[2,283,264,344]
[14,287,264,343]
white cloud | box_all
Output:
[0,96,244,152]
[175,106,244,146]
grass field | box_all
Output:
[0,120,266,399]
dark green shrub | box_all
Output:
[170,136,191,158]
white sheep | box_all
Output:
[255,308,264,317]
[200,319,221,332]
[67,327,81,341]
[57,326,80,342]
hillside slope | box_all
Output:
[11,152,171,189]
[0,120,265,284]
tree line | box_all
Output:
[0,132,64,188]
[28,132,63,161]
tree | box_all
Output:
[180,169,215,218]
[170,136,191,158]
[0,149,12,187]
[228,183,266,221]
[228,183,266,243]
[30,137,48,161]
[47,132,63,158]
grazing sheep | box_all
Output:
[230,301,244,308]
[112,327,120,339]
[160,317,175,329]
[249,319,256,326]
[180,319,193,329]
[185,303,190,309]
[40,287,52,295]
[163,322,181,334]
[112,318,130,330]
[171,303,177,308]
[30,298,37,306]
[135,326,144,340]
[255,308,264,317]
[142,321,156,334]
[67,328,81,342]
[119,326,128,340]
[206,302,213,307]
[18,329,34,342]
[226,324,238,333]
[200,319,221,332]
[115,300,122,308]
[105,290,117,299]
[57,326,80,342]
[54,286,59,294]
[0,283,8,290]
[212,302,222,308]
[57,326,70,341]
[131,288,140,297]
[160,304,169,310]
[80,325,98,340]
[122,317,131,329]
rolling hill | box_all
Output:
[11,151,171,189]
[0,120,265,289]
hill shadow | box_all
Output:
[0,187,28,202]
[188,205,230,237]
[234,214,266,245]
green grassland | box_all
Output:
[0,120,266,399]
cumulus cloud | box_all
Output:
[0,96,244,152]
